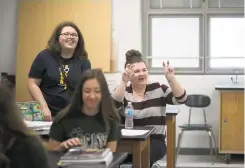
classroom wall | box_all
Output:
[0,0,18,75]
[0,0,244,149]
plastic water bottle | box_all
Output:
[125,102,134,129]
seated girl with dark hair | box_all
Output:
[0,87,50,168]
[47,69,121,152]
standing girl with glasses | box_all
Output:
[27,21,91,121]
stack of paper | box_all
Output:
[59,148,113,168]
[25,121,52,130]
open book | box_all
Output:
[59,148,113,168]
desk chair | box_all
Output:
[176,94,217,164]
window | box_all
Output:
[208,16,244,70]
[208,0,244,8]
[150,16,201,69]
[143,0,244,74]
[150,0,202,9]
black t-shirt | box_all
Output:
[49,112,121,150]
[28,49,91,116]
[6,136,50,168]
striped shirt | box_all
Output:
[112,82,187,135]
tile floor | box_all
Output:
[120,155,244,168]
[153,154,244,168]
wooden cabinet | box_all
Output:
[219,91,244,154]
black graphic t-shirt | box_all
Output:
[49,112,121,150]
[28,49,91,116]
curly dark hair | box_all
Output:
[47,21,88,59]
[124,49,145,68]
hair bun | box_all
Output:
[125,49,142,62]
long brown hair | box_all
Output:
[47,21,88,59]
[54,69,120,131]
[0,87,36,167]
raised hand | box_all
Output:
[162,60,175,82]
[122,64,135,84]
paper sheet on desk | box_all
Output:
[166,105,180,113]
[121,129,149,136]
[25,121,52,128]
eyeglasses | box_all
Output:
[60,32,78,38]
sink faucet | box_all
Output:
[230,71,239,84]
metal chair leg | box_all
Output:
[209,129,218,158]
[176,129,184,164]
[208,131,214,164]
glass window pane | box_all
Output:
[151,16,200,68]
[162,0,202,8]
[208,0,244,8]
[209,17,245,68]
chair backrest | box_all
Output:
[185,94,211,108]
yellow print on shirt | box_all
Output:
[59,65,69,89]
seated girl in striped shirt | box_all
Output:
[111,49,187,166]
